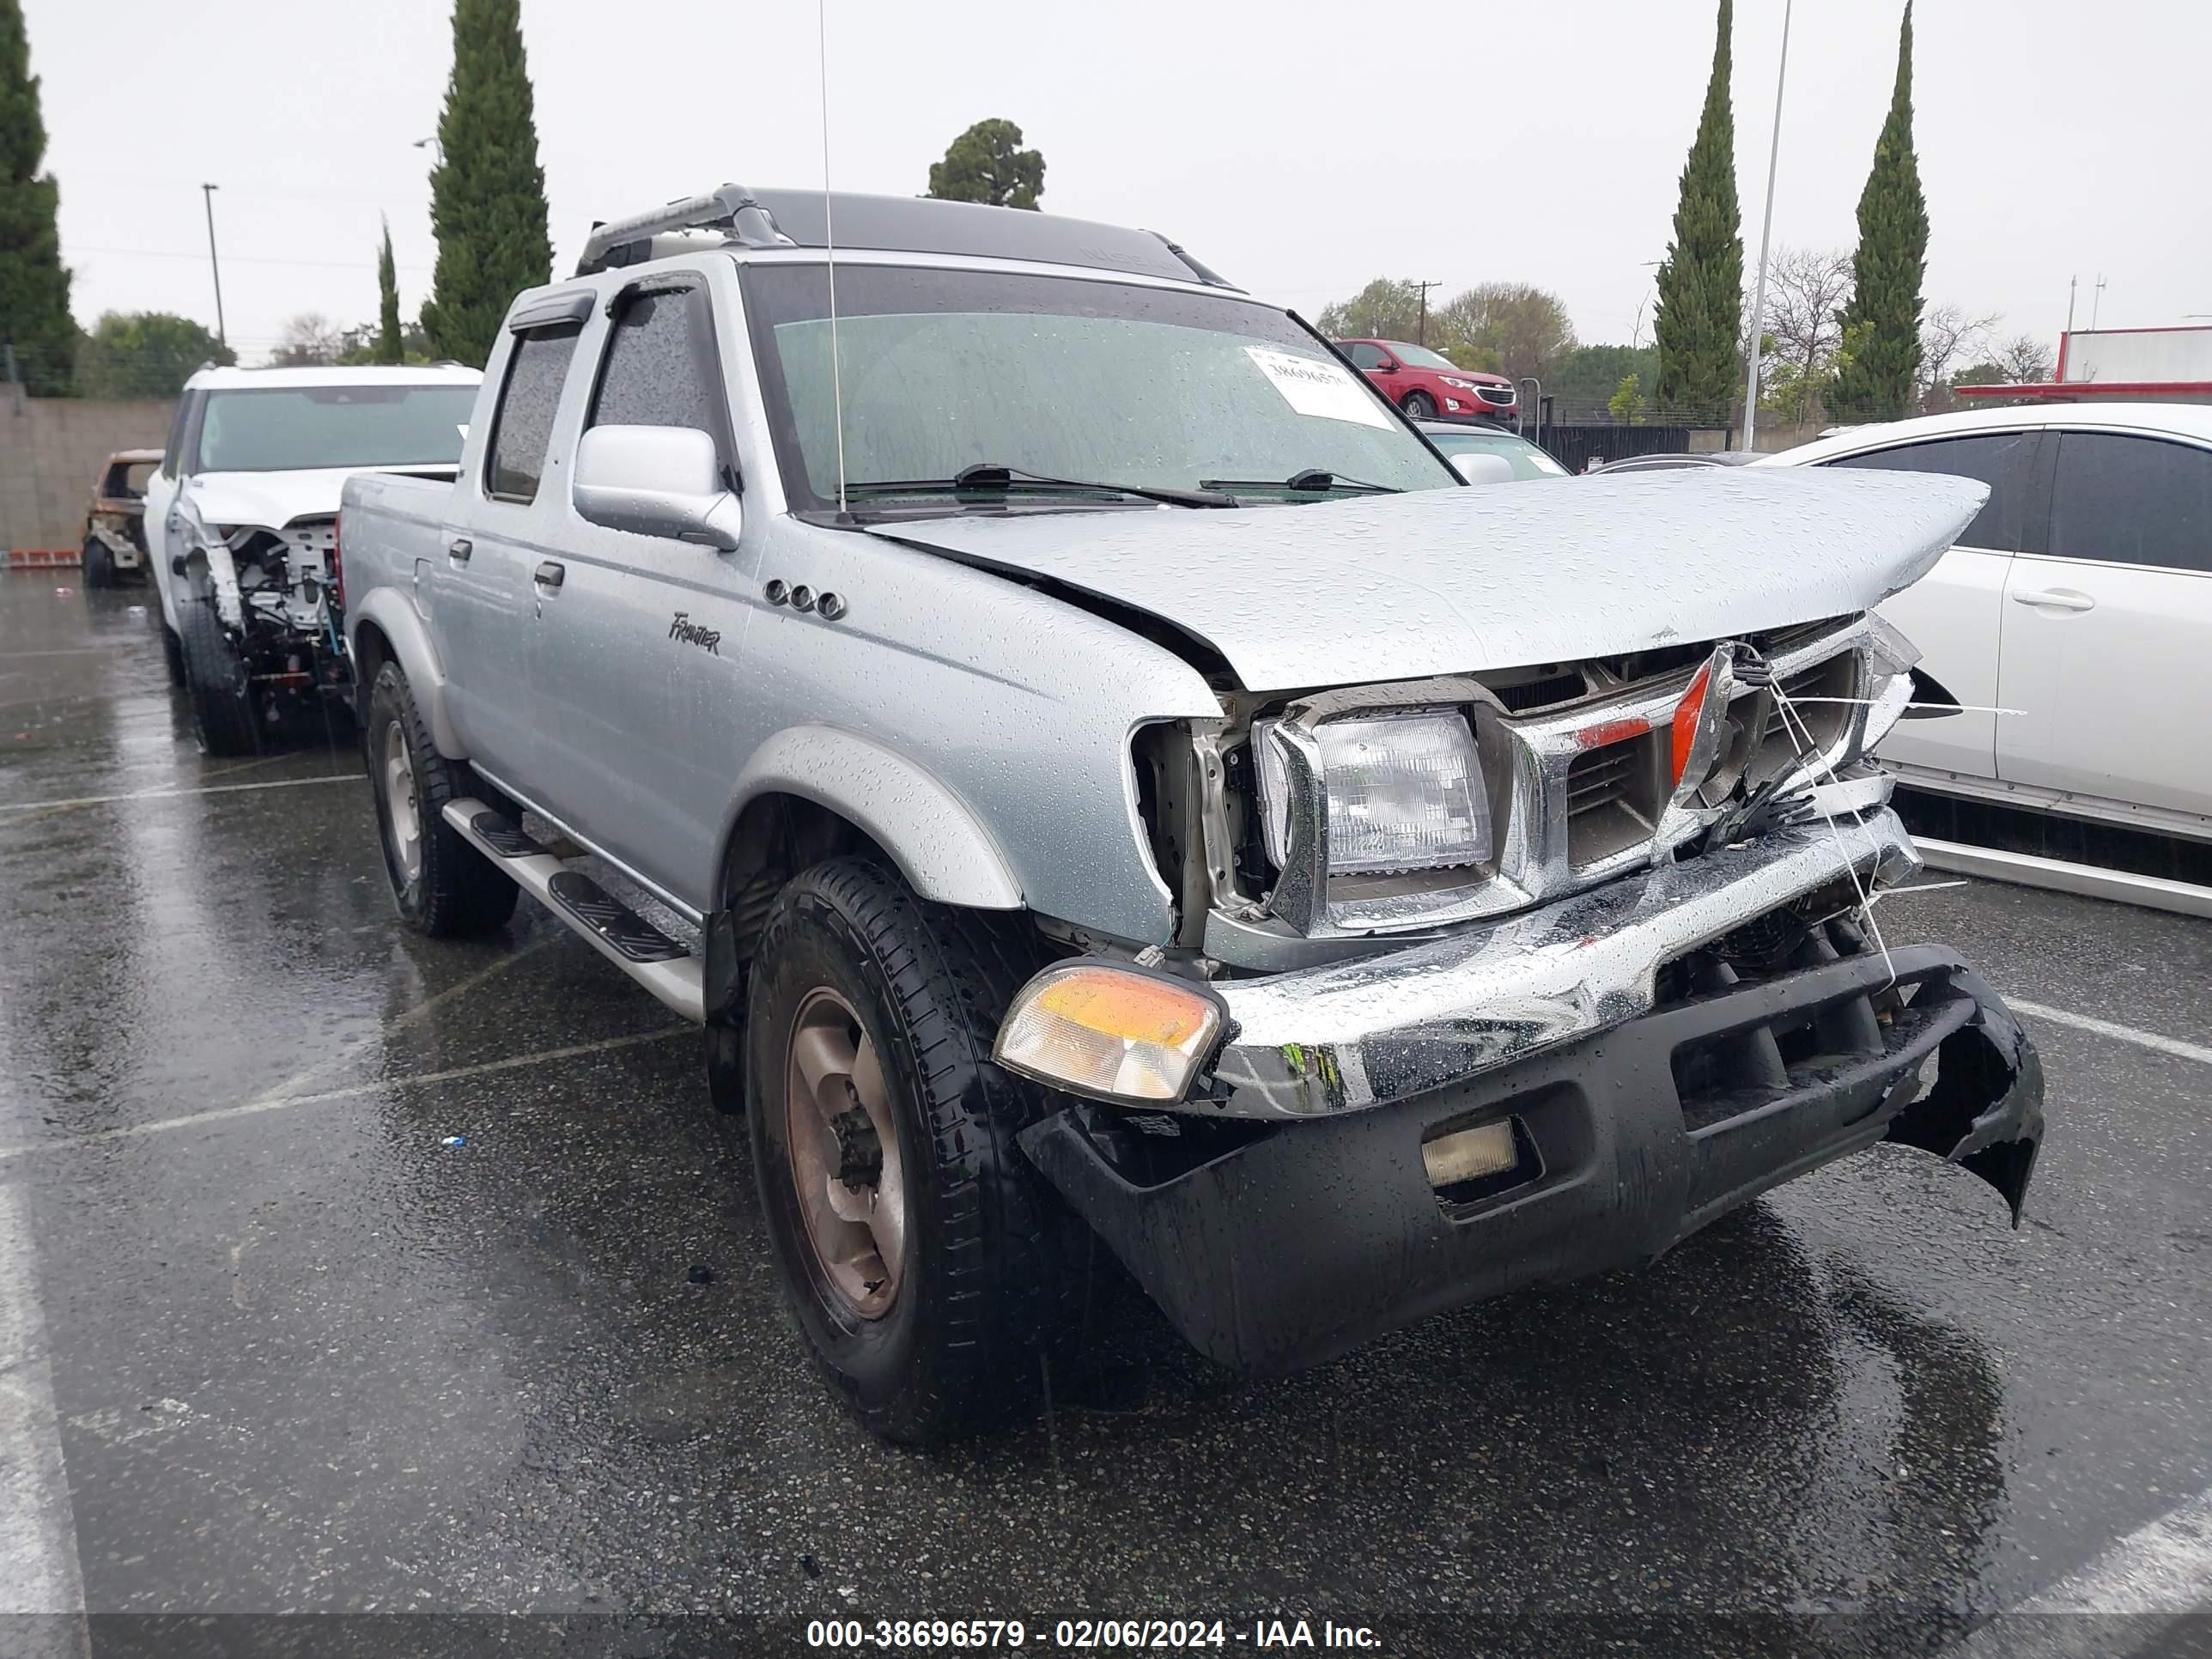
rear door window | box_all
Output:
[486,324,582,503]
[2048,432,2212,573]
[1824,431,2042,552]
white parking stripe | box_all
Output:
[2009,1000,2212,1067]
[0,1026,690,1163]
[1941,1486,2212,1656]
[0,1182,89,1648]
[0,774,360,812]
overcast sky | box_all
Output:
[21,0,2210,362]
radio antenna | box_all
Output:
[817,0,848,517]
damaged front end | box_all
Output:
[1010,612,2043,1373]
[173,501,352,731]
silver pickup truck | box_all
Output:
[339,185,2044,1444]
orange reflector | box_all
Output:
[1577,714,1651,750]
[994,963,1224,1103]
[1669,660,1714,787]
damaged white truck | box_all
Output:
[336,187,2045,1444]
[143,364,482,753]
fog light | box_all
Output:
[1422,1121,1517,1189]
[994,963,1225,1104]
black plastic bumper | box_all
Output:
[1018,943,2044,1374]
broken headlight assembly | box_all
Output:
[1251,710,1492,877]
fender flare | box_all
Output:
[724,726,1024,911]
[348,587,467,758]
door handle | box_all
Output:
[2011,587,2095,612]
[534,561,566,590]
[447,536,472,562]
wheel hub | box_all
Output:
[784,988,906,1319]
[381,722,422,885]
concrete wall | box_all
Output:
[1,396,173,551]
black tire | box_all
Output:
[160,623,186,687]
[364,660,519,937]
[81,538,113,590]
[175,599,260,757]
[746,858,1080,1444]
[1402,390,1438,419]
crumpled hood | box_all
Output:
[181,465,456,532]
[866,467,1987,691]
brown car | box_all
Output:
[80,448,163,589]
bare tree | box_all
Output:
[1994,332,2057,384]
[269,313,347,368]
[1917,303,2002,408]
[1752,247,1853,421]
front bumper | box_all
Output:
[1020,944,2043,1373]
[1205,804,1924,1120]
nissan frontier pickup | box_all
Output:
[337,186,2044,1443]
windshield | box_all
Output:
[1383,342,1467,373]
[191,385,476,473]
[744,264,1459,512]
[1422,428,1570,480]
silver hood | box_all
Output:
[866,468,1987,691]
[182,465,459,532]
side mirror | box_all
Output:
[573,424,741,550]
[1373,361,1399,374]
[1450,453,1516,486]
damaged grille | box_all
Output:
[1565,732,1660,866]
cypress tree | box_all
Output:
[421,0,552,367]
[1652,0,1743,426]
[1830,3,1928,420]
[0,0,76,394]
[376,219,404,364]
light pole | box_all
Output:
[200,183,227,349]
[414,136,443,167]
[1741,0,1794,449]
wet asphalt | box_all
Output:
[3,573,2209,1659]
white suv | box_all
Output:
[143,364,481,752]
[1761,403,2212,854]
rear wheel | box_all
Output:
[175,599,259,756]
[1402,390,1438,419]
[81,538,113,590]
[746,859,1079,1444]
[365,660,519,937]
[160,623,186,687]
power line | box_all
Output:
[66,244,434,274]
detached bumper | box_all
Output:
[1020,944,2042,1374]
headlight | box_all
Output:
[1254,712,1492,875]
[994,963,1225,1103]
[1440,376,1478,391]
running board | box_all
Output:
[444,797,705,1023]
[1913,836,2212,921]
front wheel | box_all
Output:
[175,599,258,756]
[364,660,519,937]
[746,859,1079,1444]
[1402,390,1438,419]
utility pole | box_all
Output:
[1414,279,1441,347]
[1741,0,1794,450]
[201,184,228,349]
[2090,273,2106,331]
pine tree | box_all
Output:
[1652,0,1743,426]
[376,219,404,365]
[926,120,1045,210]
[1830,3,1928,420]
[0,0,76,394]
[421,0,552,367]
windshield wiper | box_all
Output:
[1198,468,1402,495]
[845,464,1237,508]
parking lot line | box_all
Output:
[2008,1000,2212,1067]
[0,1182,88,1640]
[0,773,361,813]
[0,1027,690,1163]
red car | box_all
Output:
[1337,338,1518,422]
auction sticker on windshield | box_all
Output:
[1243,346,1391,428]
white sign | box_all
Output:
[1243,346,1392,428]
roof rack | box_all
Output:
[576,183,793,276]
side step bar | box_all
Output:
[1913,836,2212,921]
[443,797,705,1023]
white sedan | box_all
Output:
[1759,404,2212,864]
